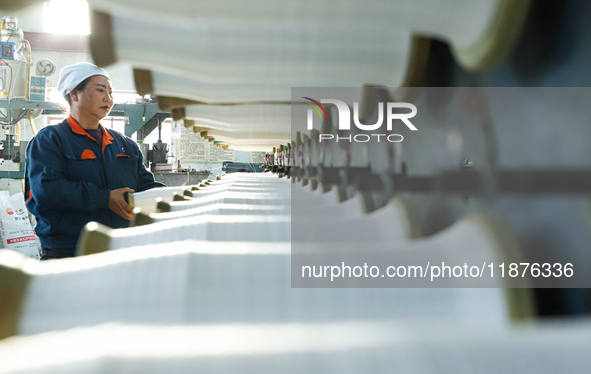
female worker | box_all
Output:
[25,62,166,260]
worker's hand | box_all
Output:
[109,188,134,220]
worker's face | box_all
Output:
[72,75,114,121]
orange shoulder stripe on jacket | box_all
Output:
[25,190,33,204]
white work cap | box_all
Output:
[57,62,110,98]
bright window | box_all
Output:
[43,0,90,35]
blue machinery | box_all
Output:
[222,161,264,173]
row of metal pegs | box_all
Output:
[0,172,589,373]
[3,173,530,332]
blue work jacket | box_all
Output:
[25,116,165,255]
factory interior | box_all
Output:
[2,0,591,372]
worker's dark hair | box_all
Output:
[64,77,92,106]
